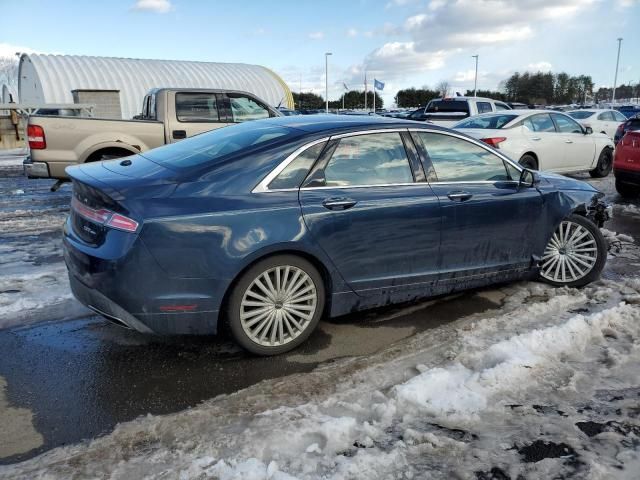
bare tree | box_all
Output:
[435,80,450,98]
[0,56,19,99]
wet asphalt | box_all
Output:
[0,161,638,465]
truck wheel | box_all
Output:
[86,148,134,163]
[227,255,325,355]
[589,148,613,178]
[539,214,607,288]
[615,179,639,198]
[519,154,538,170]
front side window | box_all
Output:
[323,133,414,187]
[477,102,493,114]
[416,132,510,182]
[268,141,326,190]
[176,93,219,122]
[552,113,583,133]
[526,114,556,132]
[229,94,271,122]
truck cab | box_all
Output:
[408,96,511,127]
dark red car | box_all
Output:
[614,130,640,197]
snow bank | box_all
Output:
[3,278,640,479]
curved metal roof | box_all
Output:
[18,54,294,118]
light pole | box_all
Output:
[612,38,623,105]
[472,55,479,97]
[325,52,332,113]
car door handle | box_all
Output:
[531,137,541,141]
[565,139,573,144]
[172,130,187,139]
[322,197,357,210]
[447,191,473,202]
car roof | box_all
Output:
[250,114,449,134]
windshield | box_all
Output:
[567,111,595,120]
[426,100,470,114]
[455,114,519,129]
[140,122,293,169]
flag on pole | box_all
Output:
[343,83,349,91]
[374,79,385,91]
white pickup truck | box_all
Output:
[406,96,512,127]
[24,88,281,182]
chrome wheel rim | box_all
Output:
[540,220,598,283]
[240,265,317,347]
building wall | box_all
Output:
[19,54,294,119]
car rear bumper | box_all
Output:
[615,167,640,186]
[63,217,221,335]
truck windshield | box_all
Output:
[140,122,292,169]
[426,100,470,114]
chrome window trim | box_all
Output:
[252,137,330,193]
[407,127,525,177]
[253,127,526,193]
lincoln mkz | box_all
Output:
[63,116,611,354]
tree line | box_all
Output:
[292,90,383,110]
[395,72,640,108]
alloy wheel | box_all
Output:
[239,265,318,347]
[540,220,598,283]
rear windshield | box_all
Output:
[455,114,518,129]
[567,111,595,120]
[140,123,292,169]
[426,100,470,114]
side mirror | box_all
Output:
[519,168,540,188]
[584,126,593,135]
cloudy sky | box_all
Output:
[1,0,639,106]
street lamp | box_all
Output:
[325,52,332,113]
[472,55,479,97]
[612,38,623,104]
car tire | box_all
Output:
[539,214,607,288]
[589,148,613,178]
[615,179,640,198]
[519,154,538,170]
[227,255,325,355]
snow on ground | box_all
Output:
[2,278,640,479]
[0,148,28,168]
[0,161,89,329]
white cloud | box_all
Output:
[347,28,358,38]
[308,31,325,40]
[527,61,553,71]
[131,0,172,13]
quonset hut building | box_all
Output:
[17,54,294,119]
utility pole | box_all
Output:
[325,52,332,113]
[472,55,479,97]
[612,38,623,104]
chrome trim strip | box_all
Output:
[329,128,409,139]
[252,137,331,193]
[300,182,423,191]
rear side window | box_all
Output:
[597,111,614,121]
[229,94,271,122]
[140,123,292,169]
[416,132,510,182]
[176,93,220,122]
[455,114,518,129]
[477,102,493,114]
[323,133,414,187]
[495,102,510,111]
[268,141,326,190]
[613,111,628,122]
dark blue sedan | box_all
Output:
[63,116,611,355]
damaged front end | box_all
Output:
[586,192,613,228]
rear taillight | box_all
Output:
[27,124,46,149]
[480,137,507,148]
[71,197,139,233]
